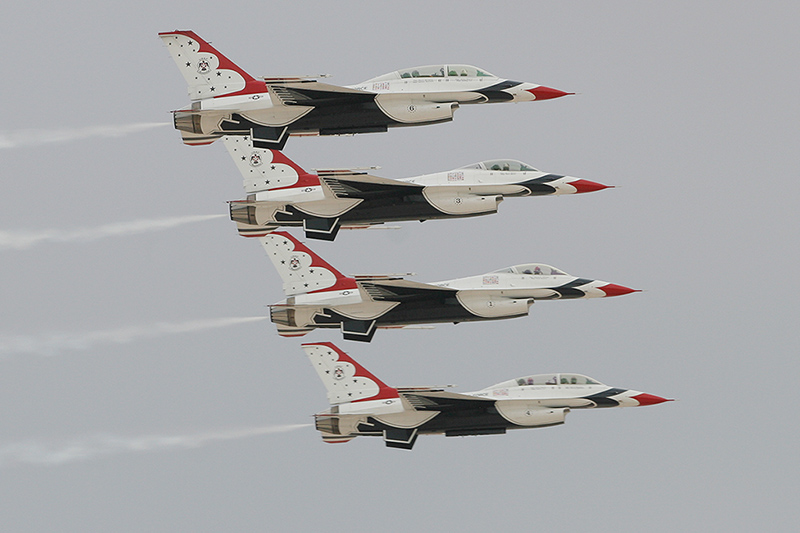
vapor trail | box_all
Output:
[0,317,268,357]
[0,122,170,149]
[0,425,311,467]
[0,214,225,251]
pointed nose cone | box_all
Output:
[631,393,673,406]
[598,283,639,297]
[569,179,612,194]
[527,86,574,100]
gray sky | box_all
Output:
[1,1,798,531]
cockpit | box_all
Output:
[365,65,497,82]
[516,374,603,387]
[484,374,604,390]
[457,159,539,172]
[491,264,569,276]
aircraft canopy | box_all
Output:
[365,65,496,82]
[458,159,539,172]
[491,264,568,276]
[484,374,604,390]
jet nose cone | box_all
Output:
[631,393,673,406]
[569,179,612,194]
[598,283,640,297]
[527,86,574,100]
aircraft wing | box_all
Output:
[268,81,376,107]
[401,390,495,411]
[320,174,423,199]
[359,279,457,303]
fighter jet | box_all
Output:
[224,137,610,240]
[304,342,671,449]
[159,30,573,149]
[262,231,638,342]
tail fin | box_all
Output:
[221,136,322,195]
[302,342,399,405]
[158,30,267,100]
[259,231,358,297]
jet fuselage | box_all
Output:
[160,31,571,148]
[304,343,671,449]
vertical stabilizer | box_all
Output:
[221,137,322,194]
[158,30,267,100]
[302,342,399,405]
[259,231,358,297]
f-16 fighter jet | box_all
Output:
[159,30,572,149]
[304,342,671,449]
[225,138,610,241]
[263,231,637,342]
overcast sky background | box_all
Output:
[1,1,798,531]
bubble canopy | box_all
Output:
[485,374,605,390]
[363,64,497,83]
[491,264,569,276]
[457,160,539,172]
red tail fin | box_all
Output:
[159,30,267,99]
[260,231,358,296]
[302,342,399,404]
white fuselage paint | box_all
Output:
[274,270,613,327]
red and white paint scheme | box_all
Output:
[263,232,638,342]
[159,30,572,148]
[225,139,610,241]
[304,343,671,449]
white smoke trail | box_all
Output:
[0,122,170,149]
[0,316,268,357]
[0,424,312,467]
[0,214,225,251]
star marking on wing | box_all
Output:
[185,62,191,67]
[241,156,246,161]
